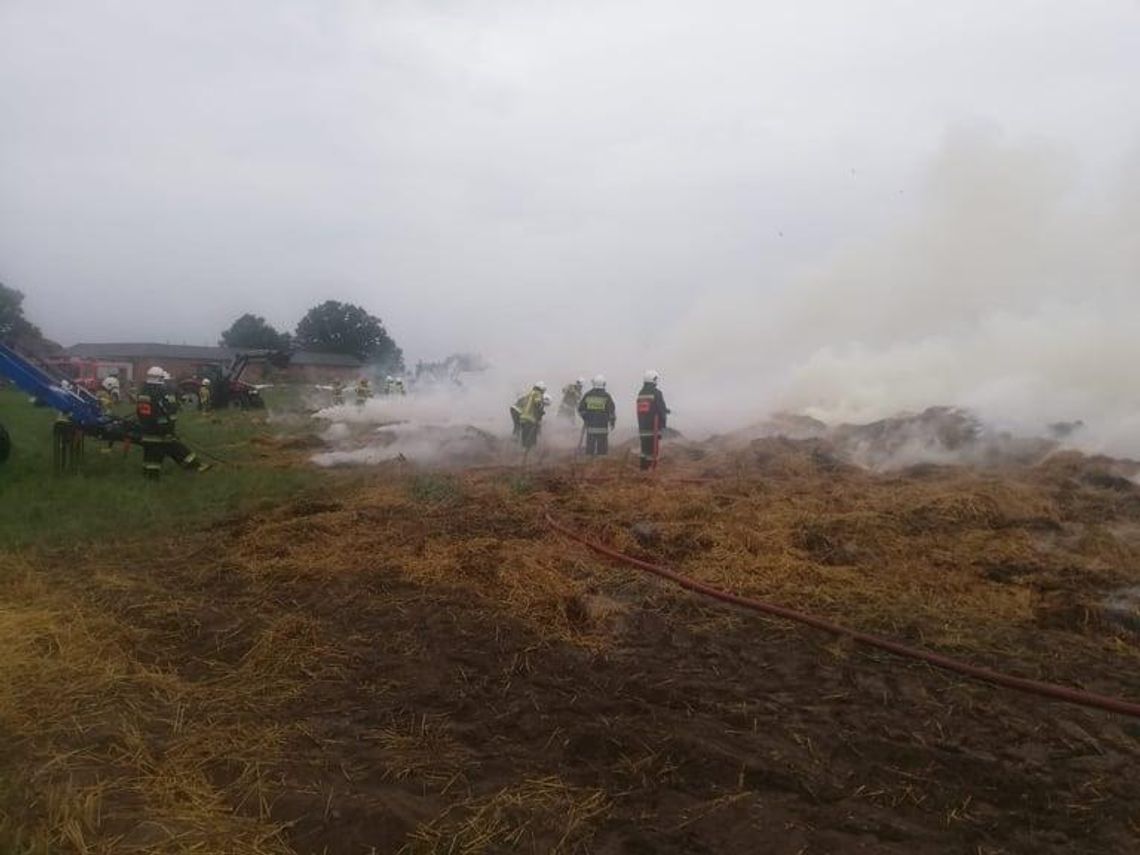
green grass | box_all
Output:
[0,389,329,549]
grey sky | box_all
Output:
[1,1,1138,372]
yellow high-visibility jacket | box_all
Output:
[517,389,545,424]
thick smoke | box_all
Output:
[649,129,1140,455]
[313,129,1140,466]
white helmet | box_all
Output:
[643,370,660,385]
[146,366,165,383]
[542,393,553,406]
[592,374,606,389]
[534,380,547,392]
[576,377,585,387]
[385,375,394,382]
[201,378,211,385]
[101,376,117,391]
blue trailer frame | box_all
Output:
[0,342,141,464]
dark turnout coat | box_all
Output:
[635,383,668,435]
[578,388,616,433]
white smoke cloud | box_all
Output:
[647,129,1140,455]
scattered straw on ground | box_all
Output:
[2,435,1140,851]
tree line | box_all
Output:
[1,283,404,372]
[0,282,55,354]
[220,301,402,371]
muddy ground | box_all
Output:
[4,438,1140,853]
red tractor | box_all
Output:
[178,350,290,410]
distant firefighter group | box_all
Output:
[329,375,406,405]
[512,371,669,470]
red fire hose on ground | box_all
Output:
[545,513,1140,719]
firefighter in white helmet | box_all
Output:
[578,374,616,456]
[198,377,212,412]
[636,370,669,470]
[136,367,208,478]
[101,374,121,402]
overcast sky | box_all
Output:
[2,1,1138,411]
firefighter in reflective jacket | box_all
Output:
[355,377,372,405]
[635,370,669,470]
[578,375,615,456]
[513,381,548,449]
[559,378,584,421]
[198,378,212,412]
[136,366,208,478]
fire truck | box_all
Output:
[44,356,133,395]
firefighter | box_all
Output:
[578,374,616,456]
[635,370,669,471]
[355,377,372,405]
[136,366,209,479]
[390,376,406,396]
[198,378,212,412]
[514,381,547,449]
[96,380,114,412]
[102,374,121,404]
[559,378,584,421]
[331,379,345,406]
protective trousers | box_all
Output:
[639,432,656,470]
[585,428,609,456]
[142,435,202,479]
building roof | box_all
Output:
[290,350,362,367]
[65,342,363,368]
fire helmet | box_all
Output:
[146,366,165,383]
[643,370,660,385]
[592,374,606,389]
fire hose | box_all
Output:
[545,513,1140,718]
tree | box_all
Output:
[0,282,47,351]
[294,301,403,369]
[220,313,291,351]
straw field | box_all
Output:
[2,424,1140,852]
